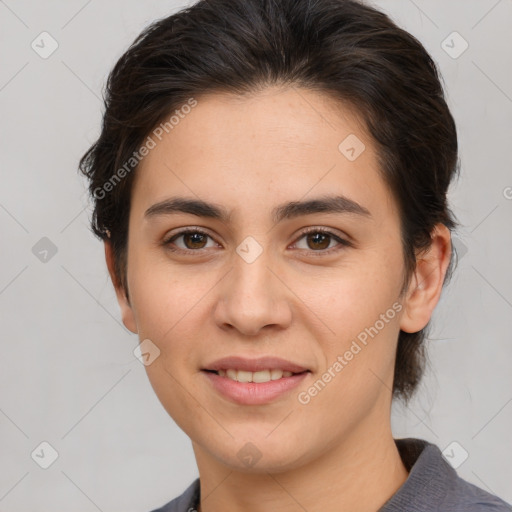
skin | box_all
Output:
[105,86,451,512]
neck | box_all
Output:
[193,422,408,512]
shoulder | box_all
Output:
[380,438,511,512]
[437,473,512,511]
[148,478,200,512]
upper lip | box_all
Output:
[204,356,309,373]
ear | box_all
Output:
[399,224,452,334]
[104,240,138,334]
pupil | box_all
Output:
[309,233,329,250]
[186,233,206,249]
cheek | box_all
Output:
[127,247,204,336]
[297,278,401,431]
[297,254,402,339]
[127,257,209,427]
[292,251,403,398]
[126,269,188,388]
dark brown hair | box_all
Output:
[79,0,460,402]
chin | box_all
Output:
[208,433,316,474]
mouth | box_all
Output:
[201,356,311,405]
[203,368,309,383]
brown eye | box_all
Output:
[163,229,217,252]
[293,228,351,254]
[305,232,331,250]
[182,232,208,249]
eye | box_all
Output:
[292,227,351,254]
[162,227,352,255]
[163,228,218,253]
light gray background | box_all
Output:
[1,0,511,510]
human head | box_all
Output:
[79,0,458,404]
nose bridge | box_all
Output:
[234,244,273,298]
[214,239,291,334]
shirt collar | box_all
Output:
[379,437,456,511]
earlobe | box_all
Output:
[104,240,138,334]
[399,224,452,334]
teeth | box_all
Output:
[237,370,252,383]
[216,369,295,383]
[271,369,286,380]
[253,370,271,383]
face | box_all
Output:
[107,86,445,473]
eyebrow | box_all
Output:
[144,194,372,224]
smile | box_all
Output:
[213,368,297,383]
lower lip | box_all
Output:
[202,370,309,405]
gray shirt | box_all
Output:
[149,438,511,511]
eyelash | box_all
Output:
[162,226,352,256]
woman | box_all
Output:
[79,0,511,510]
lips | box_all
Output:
[202,356,311,405]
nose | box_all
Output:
[213,245,293,336]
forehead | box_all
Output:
[131,86,397,226]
